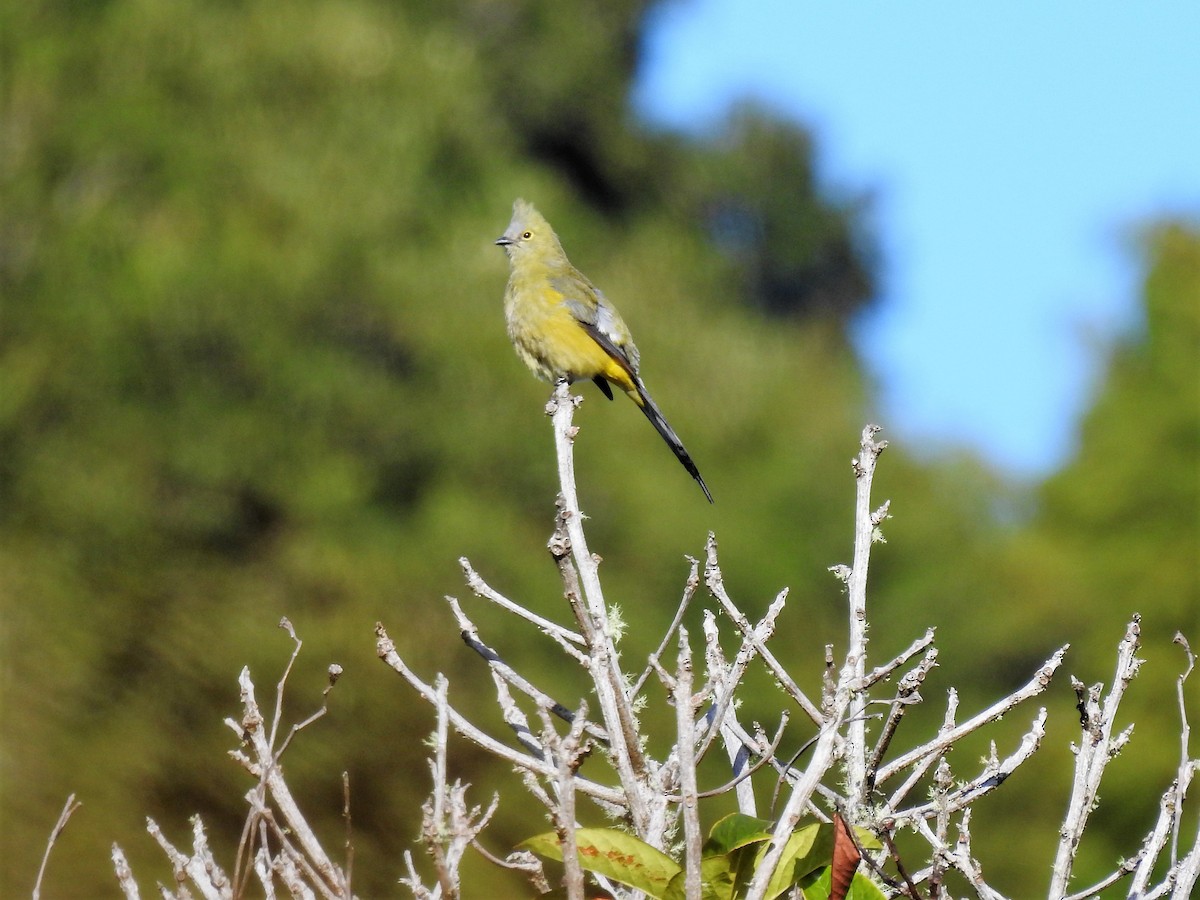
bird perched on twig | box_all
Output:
[495,199,713,503]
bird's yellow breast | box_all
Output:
[505,283,633,391]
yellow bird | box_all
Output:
[496,199,713,503]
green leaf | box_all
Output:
[703,813,776,856]
[761,822,824,900]
[851,826,882,852]
[664,855,739,900]
[798,867,887,900]
[519,828,681,898]
[699,817,882,900]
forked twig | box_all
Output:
[33,794,83,900]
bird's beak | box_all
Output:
[494,235,513,246]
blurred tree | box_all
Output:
[415,2,877,322]
[995,222,1200,893]
[435,0,649,211]
[3,0,1190,896]
[0,0,877,895]
[668,106,876,322]
[875,224,1200,898]
[1033,223,1199,651]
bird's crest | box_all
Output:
[507,198,548,239]
[498,199,565,258]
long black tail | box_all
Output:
[631,379,713,503]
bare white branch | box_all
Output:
[705,542,822,726]
[891,708,1048,825]
[93,415,1195,900]
[375,623,626,808]
[450,597,608,748]
[458,556,585,648]
[877,645,1067,786]
[671,627,704,899]
[34,794,82,900]
[844,424,888,807]
[111,844,141,900]
[1049,618,1142,899]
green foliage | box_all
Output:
[0,1,874,894]
[975,222,1200,894]
[872,223,1199,898]
[521,827,680,897]
[797,867,887,900]
[0,0,1193,896]
[520,816,884,900]
[1034,222,1199,647]
[666,106,876,321]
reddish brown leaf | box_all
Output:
[830,813,862,900]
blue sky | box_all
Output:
[633,2,1200,476]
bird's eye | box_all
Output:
[522,231,532,240]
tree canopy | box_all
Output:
[1,1,1194,896]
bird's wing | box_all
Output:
[584,296,639,376]
[552,277,642,376]
[579,320,639,382]
[552,275,598,326]
[593,292,639,370]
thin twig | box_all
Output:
[270,617,306,750]
[375,622,626,808]
[450,597,610,746]
[891,708,1047,825]
[1169,632,1195,865]
[632,556,701,698]
[867,646,939,791]
[34,794,83,900]
[694,716,789,800]
[876,645,1066,785]
[276,661,342,761]
[877,825,924,899]
[861,628,937,690]
[705,539,823,726]
[1060,861,1137,900]
[459,556,585,647]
